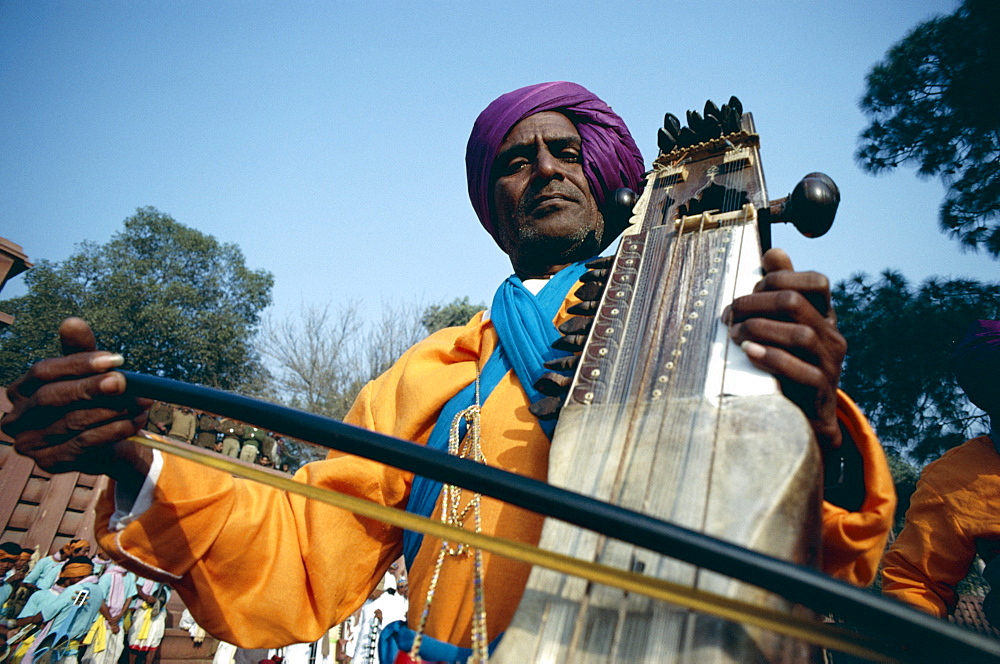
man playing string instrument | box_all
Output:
[2,82,895,661]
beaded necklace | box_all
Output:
[408,373,489,663]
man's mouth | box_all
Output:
[528,193,576,214]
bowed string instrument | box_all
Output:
[120,97,1000,663]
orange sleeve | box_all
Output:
[880,439,997,617]
[880,482,968,617]
[94,318,490,648]
[819,391,896,585]
[96,434,407,648]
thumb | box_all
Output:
[59,317,98,356]
[761,247,794,274]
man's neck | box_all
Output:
[514,262,569,280]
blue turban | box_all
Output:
[466,81,646,248]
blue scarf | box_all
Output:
[402,259,590,563]
[387,259,591,663]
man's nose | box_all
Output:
[535,149,565,180]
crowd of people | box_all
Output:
[2,540,411,664]
[145,402,294,473]
[0,540,172,664]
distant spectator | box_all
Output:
[1,542,24,609]
[23,540,91,593]
[261,432,278,465]
[81,563,137,664]
[239,427,262,464]
[195,412,221,449]
[167,407,197,444]
[91,550,112,577]
[127,577,171,664]
[146,402,172,435]
[219,419,244,458]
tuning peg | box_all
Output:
[574,281,602,302]
[580,268,609,283]
[686,109,705,135]
[529,395,565,420]
[663,112,681,136]
[677,126,699,148]
[553,333,587,352]
[534,371,573,396]
[727,96,743,118]
[544,355,579,372]
[764,172,840,238]
[704,99,722,123]
[566,300,599,315]
[720,105,740,134]
[657,128,677,154]
[586,256,615,270]
[613,187,637,214]
[699,115,722,140]
[558,316,592,335]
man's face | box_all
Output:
[492,111,603,277]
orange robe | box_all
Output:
[96,306,895,648]
[882,436,1000,617]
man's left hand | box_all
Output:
[724,248,846,454]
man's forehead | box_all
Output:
[498,111,580,151]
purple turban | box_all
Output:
[952,319,1000,414]
[466,81,646,248]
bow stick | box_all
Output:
[121,371,1000,662]
[130,431,885,660]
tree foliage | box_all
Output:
[856,0,1000,256]
[0,207,273,390]
[421,296,485,334]
[834,271,1000,464]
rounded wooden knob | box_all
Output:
[612,187,638,213]
[787,172,840,238]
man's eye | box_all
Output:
[561,152,581,162]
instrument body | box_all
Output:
[493,113,822,663]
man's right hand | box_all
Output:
[2,318,153,495]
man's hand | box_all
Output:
[2,318,153,494]
[724,248,846,454]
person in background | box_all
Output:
[166,407,196,445]
[22,540,90,593]
[81,563,137,664]
[126,577,170,664]
[882,319,1000,623]
[145,402,172,436]
[194,412,221,450]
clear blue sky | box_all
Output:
[1,1,995,328]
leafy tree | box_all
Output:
[856,0,1000,256]
[421,296,486,334]
[0,207,273,390]
[833,271,1000,464]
